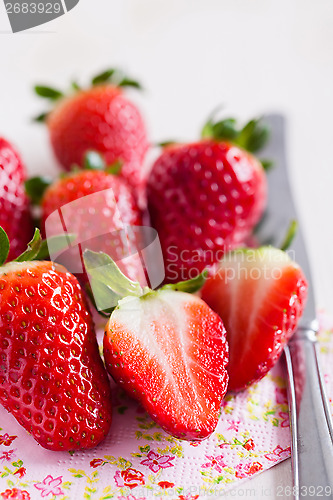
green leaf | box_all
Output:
[260,158,274,171]
[72,81,81,91]
[280,220,298,251]
[201,120,214,139]
[25,176,52,205]
[0,226,10,266]
[212,118,238,141]
[35,233,77,260]
[15,228,42,262]
[236,118,270,153]
[83,250,144,309]
[83,151,106,171]
[118,77,142,90]
[33,112,49,123]
[106,159,123,175]
[34,85,63,100]
[92,69,116,86]
[161,270,208,294]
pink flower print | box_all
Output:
[118,497,146,500]
[275,387,288,405]
[140,451,175,473]
[201,455,227,474]
[0,434,17,446]
[243,439,255,451]
[235,461,263,478]
[0,449,16,462]
[279,411,289,428]
[0,488,30,500]
[178,495,199,500]
[34,476,63,498]
[227,420,240,432]
[114,468,145,489]
[14,467,26,478]
[90,458,105,468]
[265,445,291,462]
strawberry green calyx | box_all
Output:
[82,151,123,175]
[83,250,208,314]
[201,114,272,170]
[34,68,142,123]
[25,176,53,205]
[0,226,76,265]
[25,152,123,206]
[91,68,142,90]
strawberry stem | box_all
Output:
[162,270,208,293]
[15,228,42,262]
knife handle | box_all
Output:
[284,329,333,500]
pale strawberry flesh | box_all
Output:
[201,248,308,391]
[104,290,229,440]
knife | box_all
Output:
[256,114,333,499]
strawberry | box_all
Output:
[26,153,145,287]
[0,138,34,261]
[84,251,229,440]
[201,246,308,391]
[34,68,149,194]
[147,116,269,283]
[0,228,112,451]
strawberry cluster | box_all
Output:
[0,68,308,452]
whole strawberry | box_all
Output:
[0,228,112,451]
[147,117,269,282]
[201,246,308,391]
[26,153,145,287]
[34,69,148,194]
[0,138,34,261]
[84,251,229,441]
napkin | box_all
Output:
[0,312,332,500]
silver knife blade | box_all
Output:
[257,114,333,499]
[255,114,316,330]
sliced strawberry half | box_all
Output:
[201,247,308,391]
[84,251,229,440]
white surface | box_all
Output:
[1,1,333,498]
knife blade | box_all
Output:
[257,114,333,499]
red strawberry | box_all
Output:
[84,251,229,441]
[34,69,149,194]
[201,246,308,391]
[147,117,269,283]
[0,229,112,450]
[0,138,34,260]
[26,155,145,287]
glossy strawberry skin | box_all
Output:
[104,290,229,440]
[0,138,34,261]
[147,141,267,283]
[0,261,112,451]
[41,170,145,285]
[201,248,308,391]
[47,86,149,191]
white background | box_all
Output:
[1,1,333,497]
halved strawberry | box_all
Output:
[201,247,308,391]
[84,251,229,440]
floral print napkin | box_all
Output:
[0,313,332,500]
